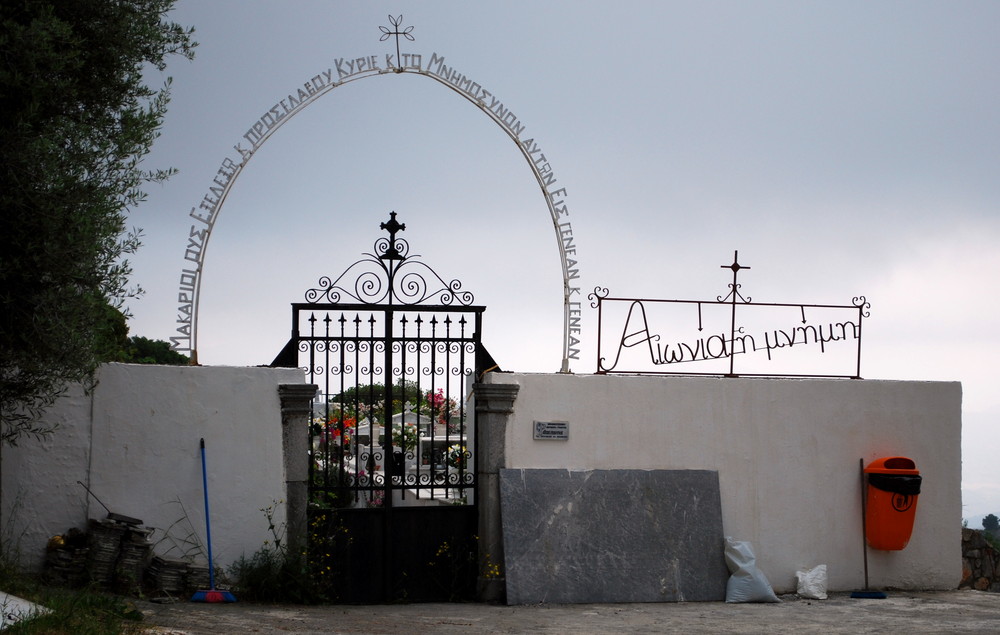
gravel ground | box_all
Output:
[138,590,1000,634]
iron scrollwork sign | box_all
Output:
[589,252,871,378]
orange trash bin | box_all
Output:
[864,457,921,550]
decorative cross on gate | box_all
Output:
[379,211,406,261]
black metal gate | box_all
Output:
[271,213,487,602]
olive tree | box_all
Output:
[0,0,194,444]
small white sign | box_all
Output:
[534,420,569,440]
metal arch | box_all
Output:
[180,62,577,371]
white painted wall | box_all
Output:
[486,373,962,593]
[3,366,961,595]
[1,363,306,574]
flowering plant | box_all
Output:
[392,422,418,452]
[367,488,385,508]
[422,388,461,433]
[324,416,355,446]
[446,444,468,469]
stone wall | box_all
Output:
[961,529,1000,592]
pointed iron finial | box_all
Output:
[379,15,414,70]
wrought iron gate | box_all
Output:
[271,213,487,602]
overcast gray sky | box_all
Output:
[131,1,999,519]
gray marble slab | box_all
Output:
[499,468,728,604]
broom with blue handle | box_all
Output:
[191,438,237,603]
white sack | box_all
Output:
[796,564,828,600]
[724,537,781,603]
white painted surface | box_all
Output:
[486,373,962,593]
[2,366,961,595]
[1,363,305,573]
[0,590,51,628]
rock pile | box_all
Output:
[960,528,999,592]
[42,518,208,597]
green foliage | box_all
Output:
[983,513,1000,551]
[229,548,291,603]
[1,586,144,635]
[228,502,343,604]
[983,513,999,533]
[392,422,419,453]
[120,336,190,365]
[0,497,143,633]
[0,0,195,445]
[308,468,353,509]
[332,380,423,422]
[334,379,421,403]
[91,304,189,364]
[426,536,479,601]
[91,302,130,364]
[228,540,314,604]
[1,548,143,634]
[985,532,1000,552]
[328,381,461,433]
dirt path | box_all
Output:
[139,590,1000,634]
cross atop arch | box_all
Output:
[379,15,415,69]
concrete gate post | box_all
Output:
[279,383,317,553]
[474,381,519,602]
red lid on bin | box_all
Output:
[864,456,919,475]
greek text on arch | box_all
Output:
[239,59,379,153]
[522,139,558,188]
[427,53,526,139]
[384,53,422,72]
[172,266,198,351]
[558,222,580,280]
[174,53,584,363]
[335,54,380,79]
[566,301,582,361]
[241,68,340,149]
[239,54,426,154]
[189,157,239,228]
[183,225,209,264]
[424,55,583,347]
[547,186,579,283]
[548,188,571,223]
[177,268,197,297]
[238,53,541,167]
[175,154,239,351]
[335,52,422,79]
